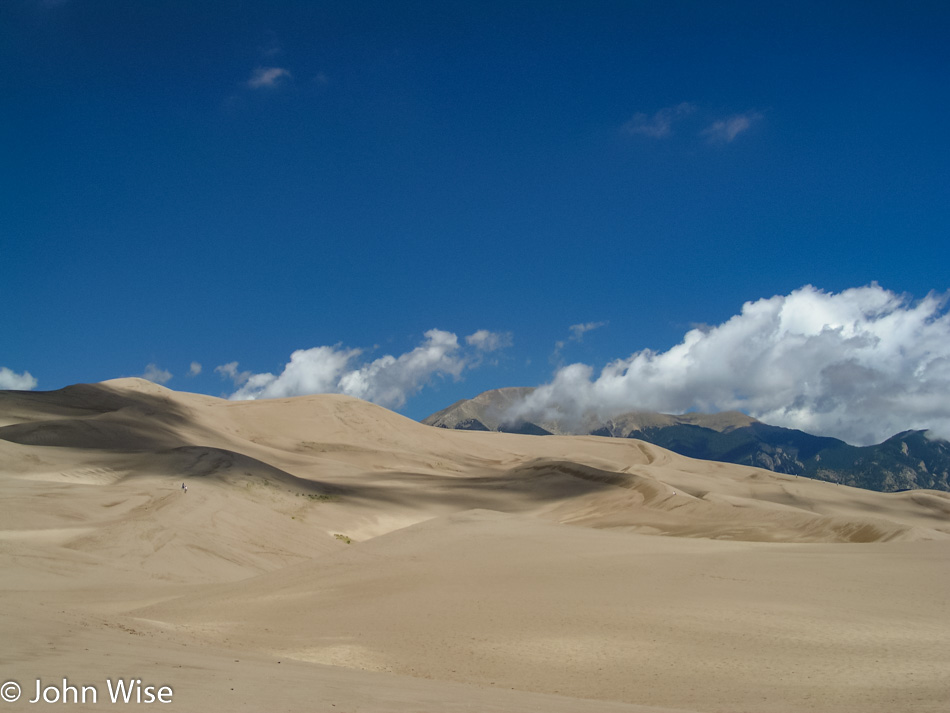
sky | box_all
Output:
[2,1,949,446]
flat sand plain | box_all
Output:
[1,378,948,712]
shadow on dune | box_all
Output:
[321,466,622,513]
[0,382,193,422]
[327,459,945,544]
[4,382,945,545]
[150,445,339,495]
[0,382,200,451]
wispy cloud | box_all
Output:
[215,361,252,386]
[623,102,696,138]
[552,321,608,364]
[226,328,509,409]
[247,67,291,89]
[511,285,950,445]
[624,105,763,145]
[466,329,513,352]
[569,321,607,342]
[188,362,202,377]
[0,367,37,390]
[142,364,172,385]
[260,31,282,58]
[701,111,762,143]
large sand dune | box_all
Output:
[2,379,948,712]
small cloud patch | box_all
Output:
[142,364,172,385]
[0,367,37,390]
[623,103,696,138]
[247,67,291,89]
[701,111,762,143]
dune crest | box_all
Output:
[2,381,949,712]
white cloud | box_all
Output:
[510,285,950,445]
[247,67,291,89]
[701,111,762,143]
[569,321,607,341]
[215,361,252,386]
[338,330,466,408]
[0,367,37,390]
[142,364,172,385]
[623,102,696,138]
[231,346,361,401]
[552,321,608,364]
[188,362,202,377]
[466,329,513,352]
[228,328,502,409]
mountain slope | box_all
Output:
[423,388,950,492]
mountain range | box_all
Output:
[423,387,950,492]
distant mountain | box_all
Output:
[423,387,756,436]
[422,388,950,493]
[424,387,543,433]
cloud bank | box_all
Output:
[510,285,950,445]
[226,329,509,409]
[0,367,37,390]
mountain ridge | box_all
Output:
[423,387,950,492]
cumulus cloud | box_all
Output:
[188,362,202,377]
[142,364,172,385]
[230,346,360,401]
[228,328,506,409]
[0,367,37,390]
[701,111,762,143]
[510,285,950,445]
[623,102,696,138]
[466,329,513,352]
[214,361,252,386]
[337,330,466,407]
[247,66,291,89]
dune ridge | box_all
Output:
[2,379,949,712]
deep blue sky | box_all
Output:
[3,0,949,424]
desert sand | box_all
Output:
[1,378,948,712]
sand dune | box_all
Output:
[2,378,949,712]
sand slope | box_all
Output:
[2,379,949,712]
